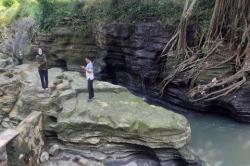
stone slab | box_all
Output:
[0,129,18,148]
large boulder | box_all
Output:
[0,64,203,165]
[57,89,190,149]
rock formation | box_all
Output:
[31,19,250,122]
[0,64,204,165]
[0,17,35,65]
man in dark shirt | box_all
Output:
[36,48,48,90]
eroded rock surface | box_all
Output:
[6,111,44,166]
[0,70,21,129]
[0,64,204,165]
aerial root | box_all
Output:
[190,69,247,101]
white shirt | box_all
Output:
[86,62,94,80]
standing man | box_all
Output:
[36,48,49,91]
[81,57,94,102]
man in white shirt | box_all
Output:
[81,57,94,102]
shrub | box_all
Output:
[84,0,183,24]
[36,0,85,31]
[2,0,15,7]
[1,0,214,33]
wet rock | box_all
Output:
[73,156,104,166]
[220,83,250,122]
[40,151,49,163]
[0,89,4,96]
[1,121,13,128]
[18,154,24,160]
[49,144,60,156]
[135,50,157,59]
[41,152,104,166]
[3,118,9,122]
[0,53,7,59]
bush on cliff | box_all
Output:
[0,0,185,31]
[0,0,39,25]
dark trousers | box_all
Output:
[88,79,94,99]
[38,69,48,89]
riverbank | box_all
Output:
[122,88,250,166]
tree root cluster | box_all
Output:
[160,0,250,102]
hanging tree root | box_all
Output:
[160,54,198,94]
[160,40,223,94]
[190,42,250,102]
[160,0,199,94]
[160,0,250,102]
[189,70,247,102]
[190,23,250,102]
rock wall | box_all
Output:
[32,20,175,94]
[32,17,102,65]
[6,111,44,166]
[94,22,175,93]
[30,19,250,122]
[0,69,22,129]
[0,17,35,65]
[92,22,250,123]
[0,146,7,166]
[0,129,18,166]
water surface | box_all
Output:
[185,112,250,166]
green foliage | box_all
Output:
[2,0,14,7]
[36,0,84,31]
[84,0,183,24]
[15,0,39,19]
[0,0,40,25]
[193,0,214,32]
[201,45,209,54]
[36,0,54,31]
[5,0,182,31]
[1,0,213,33]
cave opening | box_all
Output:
[54,59,68,70]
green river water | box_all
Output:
[187,112,250,166]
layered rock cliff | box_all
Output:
[31,19,250,122]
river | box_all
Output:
[186,112,250,166]
[143,95,250,166]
